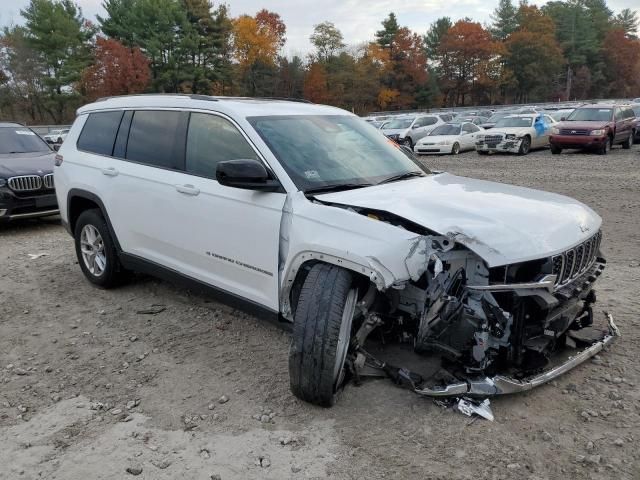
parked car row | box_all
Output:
[404,103,639,157]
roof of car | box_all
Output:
[77,94,349,118]
[0,122,26,128]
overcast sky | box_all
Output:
[1,0,638,56]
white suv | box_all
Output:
[55,95,617,407]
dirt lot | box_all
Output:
[1,145,639,480]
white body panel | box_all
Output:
[55,95,602,316]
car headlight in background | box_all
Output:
[551,127,560,134]
[590,129,605,136]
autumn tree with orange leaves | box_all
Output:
[80,37,150,101]
[603,29,640,97]
[438,21,504,106]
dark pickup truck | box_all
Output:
[549,104,636,155]
[0,123,58,222]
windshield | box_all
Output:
[494,117,533,128]
[430,124,461,135]
[383,118,414,129]
[566,108,612,122]
[247,115,430,191]
[487,112,514,123]
[549,110,573,121]
[0,127,51,154]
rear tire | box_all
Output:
[289,263,356,407]
[551,145,562,155]
[622,132,632,149]
[74,209,125,288]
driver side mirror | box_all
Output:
[412,124,420,129]
[216,159,281,192]
[52,144,61,152]
[560,117,566,121]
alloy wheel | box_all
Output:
[80,224,106,276]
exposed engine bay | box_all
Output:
[329,209,618,401]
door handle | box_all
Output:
[175,184,200,196]
[101,167,118,177]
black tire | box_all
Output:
[622,132,632,149]
[598,137,612,155]
[518,136,531,155]
[57,137,62,144]
[551,145,562,155]
[289,263,356,407]
[402,137,413,149]
[477,150,489,156]
[451,142,460,155]
[74,209,124,288]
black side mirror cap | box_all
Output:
[216,159,281,192]
[52,144,61,151]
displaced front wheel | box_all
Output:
[288,263,357,407]
[518,136,531,155]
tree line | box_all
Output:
[0,0,638,124]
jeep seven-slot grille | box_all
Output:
[43,174,54,189]
[551,231,602,286]
[8,175,42,192]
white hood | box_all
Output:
[418,135,458,144]
[484,127,529,136]
[316,173,601,266]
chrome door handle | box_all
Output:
[101,167,118,177]
[175,184,200,196]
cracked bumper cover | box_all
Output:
[415,313,619,397]
[476,138,522,153]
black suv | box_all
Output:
[0,122,58,222]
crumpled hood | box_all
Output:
[316,173,602,266]
[0,152,56,178]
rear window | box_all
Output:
[126,111,188,170]
[77,111,124,156]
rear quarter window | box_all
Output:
[77,111,124,156]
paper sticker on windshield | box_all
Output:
[304,170,321,180]
[15,130,36,135]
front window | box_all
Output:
[494,117,534,128]
[383,118,414,129]
[248,115,430,191]
[429,124,461,136]
[0,127,51,154]
[566,108,612,122]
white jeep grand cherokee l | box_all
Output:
[55,95,617,407]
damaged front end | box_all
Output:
[345,227,618,399]
[476,133,525,153]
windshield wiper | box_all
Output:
[304,183,373,195]
[377,171,425,185]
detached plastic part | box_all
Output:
[415,312,619,397]
[456,398,494,421]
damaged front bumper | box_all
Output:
[415,312,619,397]
[476,137,522,153]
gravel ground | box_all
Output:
[1,145,639,480]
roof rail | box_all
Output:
[92,93,312,104]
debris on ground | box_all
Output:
[27,253,48,260]
[136,305,166,315]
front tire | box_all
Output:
[598,136,612,155]
[289,264,357,407]
[622,132,632,149]
[477,150,489,156]
[74,209,124,288]
[551,145,562,155]
[402,137,413,149]
[518,136,531,155]
[451,142,460,155]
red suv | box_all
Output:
[549,104,635,155]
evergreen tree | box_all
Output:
[490,0,518,40]
[375,13,399,48]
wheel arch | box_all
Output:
[280,252,376,321]
[67,189,121,251]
